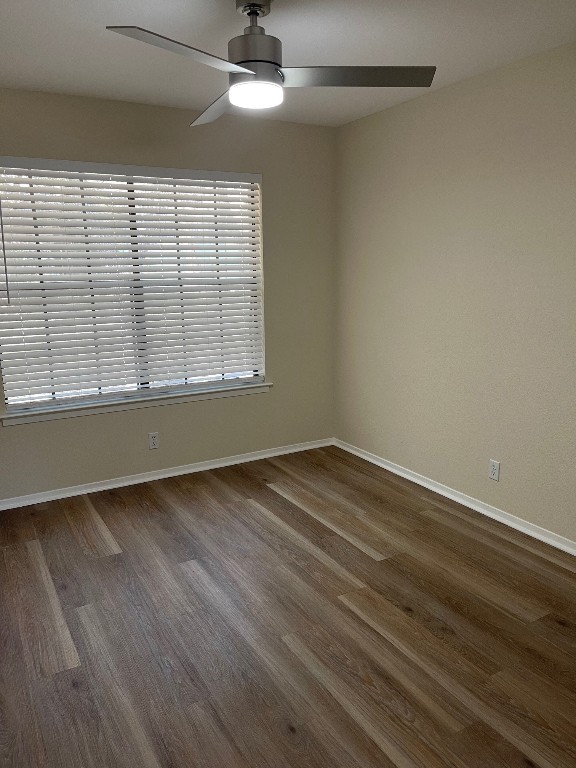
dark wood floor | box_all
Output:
[1,446,576,767]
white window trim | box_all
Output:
[0,157,268,424]
[1,380,273,426]
[0,157,260,185]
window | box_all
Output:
[0,159,265,417]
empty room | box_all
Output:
[0,1,575,766]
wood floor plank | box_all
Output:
[62,495,121,558]
[303,620,472,748]
[283,631,465,768]
[249,481,342,547]
[2,540,80,679]
[30,667,114,768]
[91,595,209,709]
[449,722,541,768]
[199,551,320,637]
[116,482,203,564]
[236,498,366,589]
[352,558,501,676]
[339,587,496,690]
[491,666,576,737]
[381,552,576,693]
[164,472,245,523]
[0,506,37,547]
[230,457,294,486]
[74,603,163,768]
[1,446,575,767]
[418,515,575,611]
[176,562,283,699]
[320,445,436,499]
[96,557,231,706]
[198,470,247,505]
[339,587,576,768]
[270,451,430,527]
[317,532,388,583]
[324,444,576,579]
[422,495,576,575]
[152,479,283,573]
[177,557,397,768]
[535,610,576,654]
[31,501,98,611]
[88,486,202,616]
[269,479,392,560]
[181,700,251,768]
[421,504,576,584]
[272,562,477,734]
[178,561,354,768]
[209,681,335,768]
[0,556,48,767]
[358,514,552,621]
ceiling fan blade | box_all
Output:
[281,66,436,88]
[190,92,230,127]
[106,26,254,75]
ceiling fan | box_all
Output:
[107,0,436,126]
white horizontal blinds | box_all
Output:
[0,164,264,409]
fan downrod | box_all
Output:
[236,1,272,18]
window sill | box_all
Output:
[1,381,273,426]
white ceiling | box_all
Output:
[1,0,576,126]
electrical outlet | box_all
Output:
[148,432,160,450]
[488,459,500,481]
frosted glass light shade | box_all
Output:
[229,81,284,109]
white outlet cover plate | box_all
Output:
[489,459,500,481]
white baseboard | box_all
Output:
[0,438,333,511]
[3,434,575,559]
[333,439,576,558]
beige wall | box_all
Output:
[0,89,337,500]
[336,43,576,540]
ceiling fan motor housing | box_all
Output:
[228,24,283,89]
[236,1,272,17]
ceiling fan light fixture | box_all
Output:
[228,80,284,109]
[107,0,436,128]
